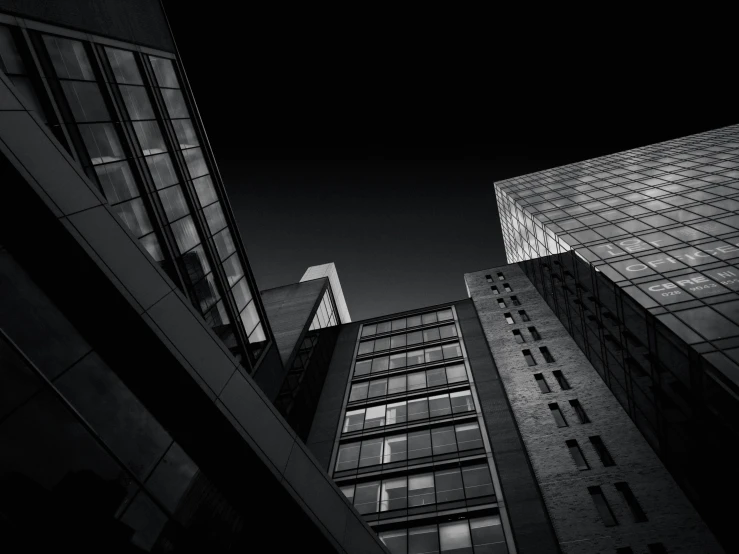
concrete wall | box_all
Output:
[465,264,722,554]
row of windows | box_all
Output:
[378,515,507,554]
[354,343,463,376]
[309,287,339,330]
[503,310,529,324]
[335,422,485,472]
[522,346,555,366]
[343,390,475,433]
[534,370,570,393]
[512,327,541,343]
[358,324,457,355]
[566,436,616,470]
[590,482,648,527]
[341,463,495,515]
[486,272,506,282]
[490,283,513,294]
[496,295,521,308]
[549,400,589,427]
[349,364,468,402]
[361,309,454,337]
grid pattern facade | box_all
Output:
[331,307,512,554]
[496,124,739,392]
[0,19,268,367]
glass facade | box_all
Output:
[0,23,268,367]
[332,307,511,554]
[496,124,739,385]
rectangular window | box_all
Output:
[504,312,515,325]
[485,274,493,283]
[343,409,365,433]
[446,364,467,383]
[615,482,648,522]
[435,468,464,503]
[407,397,429,421]
[569,399,590,423]
[431,426,457,455]
[408,429,432,459]
[354,481,380,514]
[450,390,474,413]
[503,283,512,292]
[518,310,530,322]
[566,439,590,470]
[380,477,408,512]
[497,272,505,281]
[455,422,483,451]
[540,346,555,363]
[384,435,407,463]
[513,329,524,343]
[462,464,495,498]
[588,486,618,527]
[358,438,383,467]
[552,370,571,390]
[522,349,537,366]
[368,379,388,398]
[497,298,507,309]
[510,295,521,306]
[528,326,541,340]
[388,375,406,395]
[429,395,452,418]
[549,403,568,427]
[589,436,615,466]
[534,373,550,393]
[491,285,499,295]
[335,443,360,471]
[408,473,435,506]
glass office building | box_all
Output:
[0,16,268,368]
[495,125,739,550]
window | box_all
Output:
[485,274,493,283]
[648,544,668,554]
[368,379,388,398]
[354,481,380,514]
[615,482,648,522]
[569,399,590,423]
[549,403,568,427]
[446,364,467,383]
[589,436,615,466]
[343,409,365,433]
[335,443,360,471]
[379,529,406,553]
[364,405,386,428]
[429,395,452,418]
[380,477,408,511]
[450,390,474,413]
[408,429,432,459]
[431,426,457,455]
[589,486,618,527]
[390,333,407,349]
[491,285,499,295]
[427,367,447,388]
[504,312,515,325]
[388,375,406,395]
[497,298,507,308]
[512,329,524,344]
[552,370,571,390]
[349,382,369,402]
[455,422,483,450]
[518,310,530,322]
[362,324,376,337]
[497,272,505,281]
[503,283,513,292]
[359,437,383,467]
[566,439,590,470]
[384,435,407,463]
[534,373,551,393]
[540,346,555,363]
[408,398,429,421]
[409,526,438,554]
[358,341,374,355]
[528,326,541,340]
[522,349,537,366]
[462,464,495,498]
[435,468,464,503]
[510,295,521,306]
[408,473,435,506]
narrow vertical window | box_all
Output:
[569,399,590,423]
[491,285,499,295]
[518,310,530,322]
[528,326,541,340]
[539,346,555,363]
[615,482,648,522]
[565,439,589,470]
[522,349,536,366]
[589,436,615,467]
[497,272,504,281]
[504,312,514,325]
[510,295,521,306]
[512,329,524,344]
[485,274,493,283]
[552,370,571,390]
[503,283,512,292]
[549,403,568,427]
[534,373,550,393]
[647,544,667,554]
[588,486,618,527]
[497,298,506,308]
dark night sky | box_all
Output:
[162,4,736,321]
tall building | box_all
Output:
[0,2,386,552]
[493,126,739,551]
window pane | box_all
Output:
[359,438,383,467]
[435,468,464,503]
[386,401,407,425]
[150,56,179,88]
[362,324,377,337]
[407,349,425,366]
[391,334,407,348]
[389,352,406,369]
[146,153,179,189]
[231,278,253,312]
[431,426,457,455]
[343,409,365,433]
[463,465,495,498]
[62,81,108,122]
[442,343,462,359]
[381,477,407,512]
[437,308,453,321]
[192,175,218,208]
[456,422,483,451]
[132,120,166,155]
[374,337,391,351]
[203,202,227,235]
[422,312,438,325]
[354,481,380,514]
[388,375,406,395]
[44,35,94,80]
[409,525,439,554]
[392,318,407,331]
[371,356,389,373]
[368,379,387,398]
[470,516,505,553]
[350,382,369,402]
[440,324,457,339]
[171,119,199,149]
[408,397,429,421]
[424,327,441,342]
[105,47,142,84]
[446,364,467,383]
[222,254,244,286]
[239,300,260,336]
[427,367,447,387]
[364,405,386,428]
[439,521,472,553]
[111,198,152,237]
[408,371,426,390]
[407,331,423,345]
[340,485,354,502]
[408,429,432,459]
[120,85,154,120]
[170,216,200,253]
[425,346,443,363]
[95,161,138,204]
[180,245,210,282]
[380,530,407,554]
[354,360,371,376]
[358,341,374,355]
[79,123,124,164]
[383,435,407,464]
[429,394,452,418]
[335,443,360,471]
[450,390,474,413]
[407,315,422,327]
[158,185,189,222]
[161,88,189,118]
[408,473,435,506]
